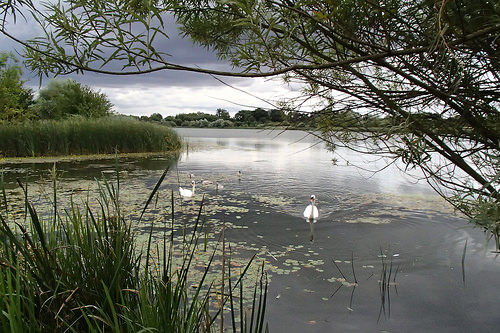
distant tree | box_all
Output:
[149,113,163,122]
[253,108,269,123]
[216,108,230,120]
[269,109,285,122]
[175,112,217,123]
[198,118,210,127]
[0,52,34,121]
[234,110,255,123]
[287,111,308,123]
[33,79,113,119]
[210,118,233,128]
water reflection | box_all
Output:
[172,129,499,332]
[308,220,315,243]
[1,128,499,332]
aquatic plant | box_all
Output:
[0,166,268,332]
[377,250,399,322]
[0,116,181,157]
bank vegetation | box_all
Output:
[0,116,181,158]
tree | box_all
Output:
[210,118,233,128]
[253,108,270,123]
[171,0,500,247]
[149,113,163,122]
[269,109,285,122]
[1,1,499,247]
[175,112,218,123]
[33,78,113,119]
[216,108,230,120]
[0,52,34,121]
[234,110,256,124]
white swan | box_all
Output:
[303,194,319,221]
[179,180,195,198]
[216,182,224,191]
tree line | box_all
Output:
[140,107,314,128]
[140,107,466,133]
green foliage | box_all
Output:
[159,108,316,128]
[216,108,230,120]
[234,110,256,124]
[149,112,163,122]
[269,109,284,122]
[176,112,218,123]
[253,108,269,122]
[0,117,181,157]
[209,118,233,128]
[0,52,34,122]
[33,78,113,120]
[0,171,269,332]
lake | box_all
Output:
[1,127,499,332]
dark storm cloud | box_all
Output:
[0,2,296,116]
[0,3,244,89]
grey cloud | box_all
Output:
[1,4,246,90]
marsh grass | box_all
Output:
[0,117,181,157]
[0,166,268,332]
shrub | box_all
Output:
[32,78,113,120]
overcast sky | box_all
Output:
[0,3,306,118]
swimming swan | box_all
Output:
[303,195,319,221]
[179,180,195,198]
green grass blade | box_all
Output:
[0,172,7,214]
[144,166,171,275]
[140,166,170,222]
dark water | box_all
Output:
[1,128,499,332]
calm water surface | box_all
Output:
[1,128,499,332]
[175,129,500,333]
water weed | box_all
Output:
[0,166,268,332]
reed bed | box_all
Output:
[0,167,268,332]
[0,117,181,157]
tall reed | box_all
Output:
[0,117,181,157]
[0,166,268,332]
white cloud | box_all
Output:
[99,76,306,117]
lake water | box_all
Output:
[1,128,499,332]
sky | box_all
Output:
[0,3,307,118]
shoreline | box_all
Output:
[0,151,180,165]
